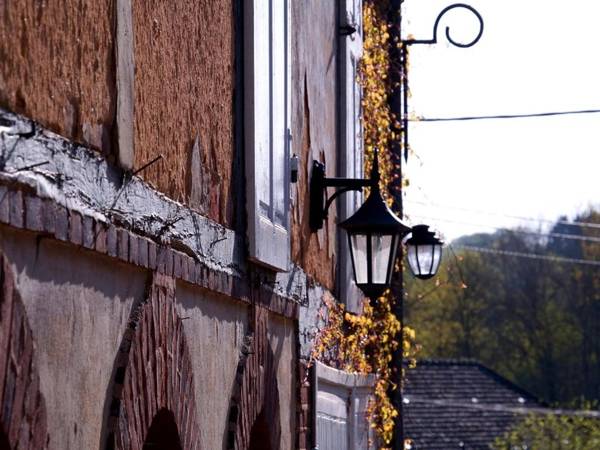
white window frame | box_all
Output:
[314,361,377,450]
[244,0,292,272]
[338,0,364,312]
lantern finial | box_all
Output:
[371,147,381,186]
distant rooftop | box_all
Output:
[403,359,540,450]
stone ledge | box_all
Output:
[0,107,339,347]
[0,182,299,319]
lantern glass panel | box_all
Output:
[350,233,368,284]
[417,244,435,275]
[387,234,399,281]
[407,244,419,274]
[371,234,394,283]
[431,244,442,275]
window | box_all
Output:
[244,0,292,272]
[338,0,364,312]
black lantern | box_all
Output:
[338,181,410,298]
[405,224,443,280]
[309,149,443,299]
[339,155,411,298]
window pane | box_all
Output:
[371,234,392,283]
[351,234,368,284]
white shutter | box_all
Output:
[339,0,364,311]
[244,0,291,271]
[315,362,376,450]
[316,384,350,450]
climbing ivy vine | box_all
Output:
[310,1,418,448]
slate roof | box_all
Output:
[403,359,541,450]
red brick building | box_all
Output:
[0,0,372,448]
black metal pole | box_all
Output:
[387,0,405,449]
[386,4,483,447]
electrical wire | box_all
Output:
[405,199,600,230]
[406,108,600,122]
[452,244,600,267]
[408,214,600,244]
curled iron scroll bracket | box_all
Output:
[403,3,484,48]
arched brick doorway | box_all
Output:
[0,254,48,449]
[227,306,281,450]
[142,408,183,450]
[1,431,10,450]
[105,273,200,450]
[248,411,273,450]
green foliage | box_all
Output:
[405,209,600,405]
[493,411,600,450]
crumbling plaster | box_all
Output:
[0,229,146,450]
[0,103,331,361]
[0,108,323,305]
[175,282,249,450]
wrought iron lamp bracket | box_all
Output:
[402,3,484,48]
[309,160,373,231]
[397,3,483,162]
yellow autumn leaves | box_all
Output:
[361,1,395,197]
[310,2,418,448]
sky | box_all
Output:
[401,0,600,241]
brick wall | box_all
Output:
[297,361,312,450]
[106,272,200,450]
[227,305,282,450]
[0,254,48,449]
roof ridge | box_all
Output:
[413,358,481,366]
[476,364,541,405]
[409,358,542,405]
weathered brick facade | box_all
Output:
[0,0,364,447]
[106,273,200,450]
[227,305,281,450]
[0,116,302,447]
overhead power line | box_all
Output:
[406,199,600,230]
[453,244,600,268]
[409,214,600,245]
[407,108,600,122]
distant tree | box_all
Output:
[405,208,600,405]
[493,411,600,450]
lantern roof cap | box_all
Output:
[339,187,411,234]
[406,224,444,246]
[339,148,411,235]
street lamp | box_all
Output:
[310,149,442,300]
[405,225,444,280]
[338,153,411,299]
